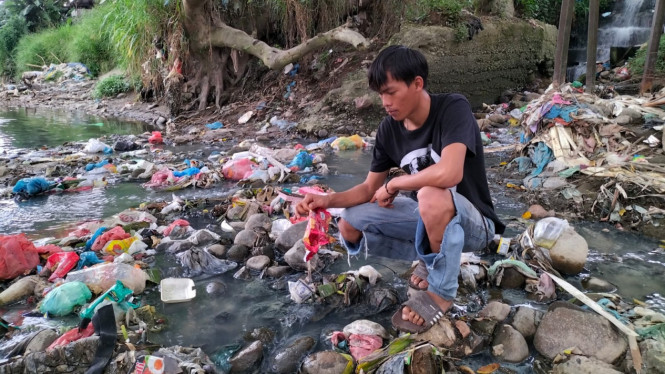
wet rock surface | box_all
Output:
[229,340,263,373]
[552,355,623,374]
[270,336,316,373]
[491,324,529,363]
[300,351,351,374]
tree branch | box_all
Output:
[207,22,369,70]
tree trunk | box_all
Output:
[175,0,369,115]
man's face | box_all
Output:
[377,73,422,121]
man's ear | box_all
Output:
[413,76,424,90]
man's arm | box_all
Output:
[385,143,466,193]
[295,170,389,215]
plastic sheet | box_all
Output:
[12,177,54,196]
[163,219,190,237]
[91,226,130,251]
[42,251,80,281]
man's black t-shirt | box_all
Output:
[370,93,505,235]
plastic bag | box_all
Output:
[533,217,569,249]
[143,168,178,188]
[173,167,200,178]
[303,209,334,261]
[86,227,107,250]
[39,281,92,316]
[85,159,109,171]
[47,323,94,351]
[66,263,148,294]
[331,135,365,151]
[163,219,190,237]
[222,158,258,180]
[0,234,40,280]
[148,131,163,144]
[12,177,54,196]
[286,150,313,171]
[42,252,80,281]
[92,226,130,251]
[77,251,104,270]
[102,237,137,255]
[84,138,112,153]
[206,121,223,130]
[35,244,63,255]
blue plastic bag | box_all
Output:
[173,167,200,177]
[206,121,223,130]
[86,227,107,250]
[286,151,313,170]
[85,159,109,171]
[529,142,554,177]
[77,251,104,270]
[12,177,54,196]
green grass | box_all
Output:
[93,75,130,98]
[0,16,28,77]
[629,34,665,76]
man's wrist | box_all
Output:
[384,179,397,196]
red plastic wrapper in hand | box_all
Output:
[303,209,334,262]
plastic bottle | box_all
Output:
[533,217,569,249]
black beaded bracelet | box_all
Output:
[384,179,397,196]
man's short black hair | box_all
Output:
[367,45,428,92]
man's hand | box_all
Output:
[370,182,397,208]
[295,193,331,216]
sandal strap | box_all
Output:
[403,291,445,326]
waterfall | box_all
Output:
[567,0,656,81]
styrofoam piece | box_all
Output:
[160,278,196,303]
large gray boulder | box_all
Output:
[534,303,627,363]
[284,240,321,271]
[275,220,308,251]
[510,306,543,340]
[491,324,529,363]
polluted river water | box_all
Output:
[0,109,664,371]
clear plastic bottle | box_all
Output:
[533,217,569,249]
[66,262,148,294]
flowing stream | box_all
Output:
[0,109,664,370]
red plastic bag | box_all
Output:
[222,158,258,181]
[163,219,189,236]
[303,209,334,261]
[47,323,95,351]
[91,226,130,252]
[35,244,63,255]
[148,131,163,144]
[42,252,80,281]
[0,234,40,280]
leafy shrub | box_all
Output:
[514,0,615,25]
[0,16,28,77]
[629,34,665,76]
[93,75,130,98]
[14,25,72,78]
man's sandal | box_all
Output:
[408,260,428,291]
[391,290,447,334]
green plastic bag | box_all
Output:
[40,281,92,316]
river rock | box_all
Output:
[499,267,526,289]
[471,318,498,336]
[270,336,316,374]
[208,244,226,258]
[246,327,275,345]
[527,204,555,219]
[581,277,616,292]
[266,266,291,278]
[510,306,543,339]
[549,227,588,275]
[24,329,59,354]
[343,319,390,339]
[227,245,250,262]
[246,255,271,271]
[205,281,227,295]
[245,214,272,232]
[230,340,263,373]
[478,301,511,321]
[552,355,623,374]
[233,266,251,280]
[491,324,529,363]
[251,245,274,259]
[234,229,258,248]
[301,351,352,374]
[534,303,627,363]
[415,317,457,348]
[284,240,320,271]
[275,220,308,251]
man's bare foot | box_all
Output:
[410,274,429,290]
[402,291,453,326]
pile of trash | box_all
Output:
[21,62,92,86]
[487,83,665,227]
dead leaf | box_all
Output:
[477,363,500,374]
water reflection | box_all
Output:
[0,107,146,152]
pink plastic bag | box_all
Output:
[163,219,189,236]
[35,244,63,255]
[91,226,130,251]
[42,252,80,281]
[348,334,383,360]
[303,209,334,261]
[222,158,258,180]
[148,131,163,144]
[143,168,179,188]
[0,234,40,280]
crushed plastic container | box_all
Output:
[160,278,196,303]
[66,262,148,294]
